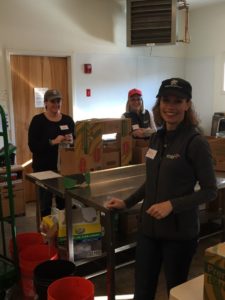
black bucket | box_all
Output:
[33,259,76,300]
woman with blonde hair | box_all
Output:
[123,88,156,139]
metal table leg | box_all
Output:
[35,182,41,231]
[220,189,225,242]
[105,211,116,300]
[65,192,74,262]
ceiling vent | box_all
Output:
[127,0,177,46]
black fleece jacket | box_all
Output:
[125,123,217,240]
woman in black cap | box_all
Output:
[106,78,217,299]
[123,88,156,139]
[28,89,75,217]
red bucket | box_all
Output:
[9,232,44,258]
[19,244,58,299]
[47,276,94,300]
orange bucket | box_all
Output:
[9,232,44,258]
[47,276,94,300]
[19,244,58,299]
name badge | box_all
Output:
[132,124,140,130]
[146,148,157,159]
[60,125,69,130]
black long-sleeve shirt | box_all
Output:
[28,113,75,171]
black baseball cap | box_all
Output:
[44,89,62,101]
[156,78,192,100]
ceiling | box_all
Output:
[188,0,224,10]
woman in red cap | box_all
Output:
[106,78,217,300]
[123,88,156,139]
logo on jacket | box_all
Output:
[166,153,181,160]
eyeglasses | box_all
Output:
[48,98,61,103]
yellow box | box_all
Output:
[57,207,102,240]
[42,215,56,229]
[204,242,225,300]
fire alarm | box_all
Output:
[86,89,91,97]
[84,64,92,74]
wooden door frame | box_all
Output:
[5,49,74,146]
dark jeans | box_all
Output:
[134,231,198,300]
[38,187,65,217]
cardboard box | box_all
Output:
[132,139,149,164]
[1,190,25,216]
[119,204,141,235]
[103,150,120,169]
[133,139,149,148]
[59,118,132,175]
[132,146,148,164]
[102,118,123,134]
[120,134,132,166]
[59,147,90,175]
[204,242,225,300]
[57,207,102,240]
[206,136,225,171]
[76,120,103,171]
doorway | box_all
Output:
[9,54,72,202]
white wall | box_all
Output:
[74,53,185,120]
[186,2,225,134]
[1,0,224,142]
[0,0,185,140]
[185,57,214,134]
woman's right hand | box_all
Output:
[105,197,126,210]
[52,135,65,145]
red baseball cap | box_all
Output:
[128,88,142,97]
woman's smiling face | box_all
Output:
[45,98,62,114]
[129,94,142,113]
[159,95,191,130]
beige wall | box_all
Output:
[186,2,225,133]
[1,0,225,142]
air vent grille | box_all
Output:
[127,0,177,46]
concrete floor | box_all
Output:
[1,202,223,300]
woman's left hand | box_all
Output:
[132,128,145,138]
[146,201,173,219]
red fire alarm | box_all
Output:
[84,64,92,74]
[86,89,91,97]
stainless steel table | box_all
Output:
[26,165,225,300]
[64,164,145,300]
[65,169,225,300]
[26,164,145,300]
